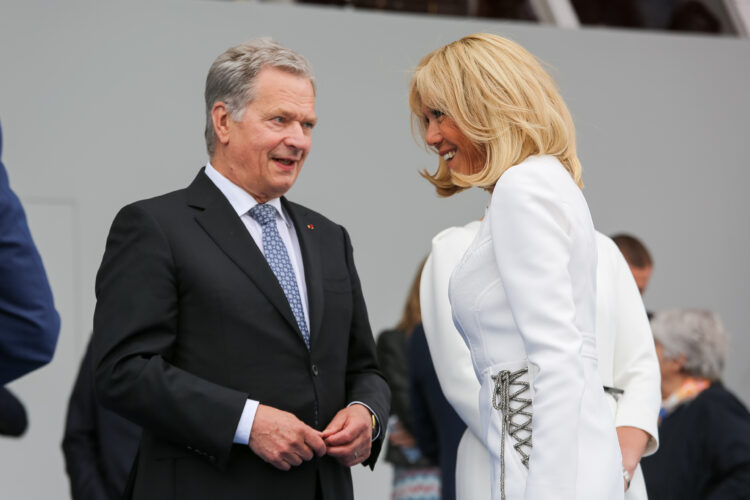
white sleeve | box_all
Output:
[233,399,259,444]
[420,228,483,439]
[490,172,583,499]
[609,242,661,456]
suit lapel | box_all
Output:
[186,170,302,339]
[282,197,324,348]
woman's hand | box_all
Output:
[617,426,650,490]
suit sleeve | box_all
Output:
[607,239,661,456]
[62,341,113,500]
[490,169,583,499]
[339,226,390,468]
[92,203,248,468]
[0,132,60,385]
[420,229,483,439]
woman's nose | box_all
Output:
[425,120,442,147]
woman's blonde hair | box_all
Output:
[409,33,583,196]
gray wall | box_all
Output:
[1,0,749,498]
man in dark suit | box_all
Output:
[92,39,389,500]
[0,120,60,385]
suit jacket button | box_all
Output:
[311,364,319,376]
[209,456,216,464]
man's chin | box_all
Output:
[269,180,298,199]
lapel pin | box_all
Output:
[306,224,314,230]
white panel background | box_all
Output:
[1,0,749,498]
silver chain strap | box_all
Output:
[491,368,533,500]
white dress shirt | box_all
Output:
[205,163,309,445]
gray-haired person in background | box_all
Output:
[641,308,750,498]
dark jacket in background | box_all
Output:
[408,324,467,500]
[376,328,433,467]
[641,382,750,499]
[63,340,141,500]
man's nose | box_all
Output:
[284,122,310,152]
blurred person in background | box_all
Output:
[376,260,441,500]
[641,308,750,498]
[0,121,60,385]
[612,233,653,297]
[408,320,466,500]
[63,337,141,500]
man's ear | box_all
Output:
[211,102,231,146]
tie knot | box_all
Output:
[249,203,277,226]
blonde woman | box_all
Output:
[409,34,623,500]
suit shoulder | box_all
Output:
[595,232,621,265]
[283,199,344,231]
[111,188,191,231]
[494,155,572,195]
[700,383,750,413]
[126,187,188,212]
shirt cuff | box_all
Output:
[347,401,380,441]
[233,399,259,445]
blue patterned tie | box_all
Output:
[249,204,310,349]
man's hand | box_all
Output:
[249,404,326,471]
[321,404,372,467]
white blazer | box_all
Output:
[421,205,660,498]
[424,155,648,499]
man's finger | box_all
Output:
[282,451,303,467]
[321,415,345,439]
[304,428,327,457]
[286,443,312,463]
[326,441,368,459]
[323,425,356,446]
[272,457,291,471]
[327,444,370,467]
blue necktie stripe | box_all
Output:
[249,204,310,349]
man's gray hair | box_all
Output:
[651,308,728,380]
[204,38,315,157]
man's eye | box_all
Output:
[273,117,285,123]
[302,122,315,130]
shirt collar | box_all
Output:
[205,162,292,228]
